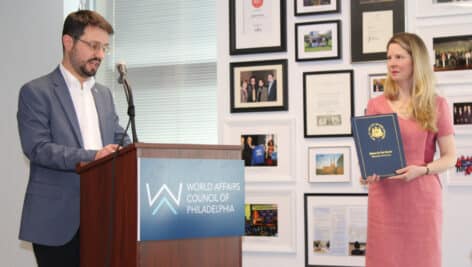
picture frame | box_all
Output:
[351,0,405,62]
[304,193,368,267]
[294,0,341,16]
[433,34,472,72]
[223,118,296,182]
[244,189,296,253]
[447,94,472,135]
[416,0,472,18]
[295,20,341,62]
[368,73,387,98]
[416,22,472,84]
[303,70,354,137]
[448,143,472,186]
[230,59,288,113]
[308,146,351,183]
[229,0,287,55]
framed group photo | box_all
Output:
[308,146,351,183]
[417,22,472,84]
[303,70,354,137]
[368,73,387,98]
[230,59,288,113]
[229,0,286,55]
[223,118,296,182]
[294,0,341,16]
[448,94,472,135]
[433,34,472,72]
[244,190,296,253]
[304,193,368,267]
[351,0,405,62]
[295,20,341,62]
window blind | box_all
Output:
[96,0,217,144]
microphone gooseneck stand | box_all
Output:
[105,66,139,267]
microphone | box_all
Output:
[116,62,127,84]
[115,61,139,144]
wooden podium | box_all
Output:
[77,143,243,267]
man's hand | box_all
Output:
[94,144,120,160]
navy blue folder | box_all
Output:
[352,113,406,179]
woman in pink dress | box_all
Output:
[363,33,456,267]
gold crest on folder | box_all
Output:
[368,123,386,141]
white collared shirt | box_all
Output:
[59,64,103,150]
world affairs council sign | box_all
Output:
[138,158,245,241]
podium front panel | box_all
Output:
[138,158,245,241]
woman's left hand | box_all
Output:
[389,165,426,182]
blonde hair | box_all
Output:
[384,32,437,132]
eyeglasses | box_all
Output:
[76,39,111,54]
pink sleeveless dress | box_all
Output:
[365,95,453,267]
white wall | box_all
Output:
[0,0,63,266]
[1,1,471,266]
[217,1,472,267]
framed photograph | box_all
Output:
[241,134,278,167]
[304,193,368,267]
[448,94,472,135]
[244,190,296,252]
[417,0,472,18]
[351,0,405,62]
[303,70,354,137]
[368,73,387,98]
[223,118,296,182]
[308,146,351,183]
[230,59,288,113]
[433,35,472,72]
[416,22,472,84]
[229,0,287,55]
[295,20,341,62]
[294,0,341,16]
[448,143,472,186]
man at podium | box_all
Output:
[16,10,130,267]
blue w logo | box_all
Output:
[146,183,183,215]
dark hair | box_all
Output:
[62,10,114,40]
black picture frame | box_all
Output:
[433,34,472,72]
[351,0,405,62]
[304,193,368,267]
[295,20,342,62]
[229,0,287,55]
[294,0,341,16]
[303,70,354,137]
[230,59,288,113]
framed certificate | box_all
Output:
[303,70,354,138]
[229,0,287,55]
[305,193,368,267]
[351,0,405,62]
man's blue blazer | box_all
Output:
[17,66,129,246]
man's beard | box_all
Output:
[78,58,101,77]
